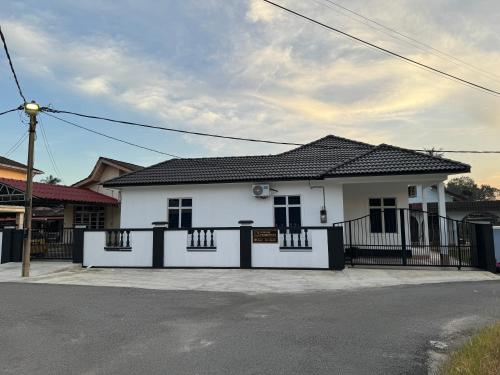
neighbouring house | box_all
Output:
[0,177,118,230]
[0,156,43,180]
[105,135,469,229]
[0,156,43,228]
[0,156,142,230]
[72,157,143,228]
[409,184,500,224]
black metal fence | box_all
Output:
[30,228,74,260]
[335,209,479,269]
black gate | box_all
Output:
[335,209,479,269]
[31,228,74,260]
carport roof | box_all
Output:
[103,135,471,187]
[0,178,119,205]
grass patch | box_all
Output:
[441,322,500,375]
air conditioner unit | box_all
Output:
[252,184,270,198]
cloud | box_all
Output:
[2,0,500,187]
[246,0,281,23]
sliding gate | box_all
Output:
[335,209,479,269]
[31,228,74,260]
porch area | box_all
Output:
[339,176,469,268]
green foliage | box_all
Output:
[41,174,61,185]
[446,176,499,201]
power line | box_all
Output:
[319,0,500,84]
[4,130,28,158]
[42,107,500,154]
[38,116,63,178]
[0,26,27,103]
[42,108,305,147]
[0,106,22,117]
[42,112,181,158]
[262,0,500,98]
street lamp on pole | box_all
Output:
[22,100,40,277]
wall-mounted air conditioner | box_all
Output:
[252,184,270,198]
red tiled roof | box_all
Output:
[0,178,118,205]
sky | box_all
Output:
[1,0,500,186]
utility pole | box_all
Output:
[22,101,40,277]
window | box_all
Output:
[369,198,397,233]
[168,198,192,228]
[273,195,301,231]
[74,205,105,229]
[408,185,417,198]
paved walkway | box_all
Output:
[1,261,498,294]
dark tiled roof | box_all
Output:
[104,135,470,187]
[0,178,119,205]
[326,144,470,177]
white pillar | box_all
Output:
[421,185,430,245]
[16,212,24,229]
[437,181,448,254]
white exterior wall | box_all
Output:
[409,186,454,204]
[0,231,2,262]
[342,182,411,246]
[251,229,329,268]
[164,230,240,267]
[343,182,410,220]
[88,165,122,200]
[120,180,344,228]
[83,231,153,267]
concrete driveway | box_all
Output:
[0,261,498,294]
[0,281,499,374]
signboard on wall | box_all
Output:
[252,229,279,243]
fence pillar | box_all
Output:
[152,222,168,268]
[475,223,497,273]
[72,226,85,264]
[239,220,253,269]
[328,226,345,270]
[1,228,13,263]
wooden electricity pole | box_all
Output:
[22,101,40,277]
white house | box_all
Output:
[105,135,469,229]
[78,135,477,269]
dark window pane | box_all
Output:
[181,199,192,207]
[274,207,287,230]
[288,207,302,229]
[168,209,179,228]
[168,199,179,207]
[181,209,192,228]
[274,196,286,205]
[369,198,381,207]
[370,208,382,233]
[383,198,396,206]
[288,196,301,205]
[384,208,397,233]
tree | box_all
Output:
[446,176,499,201]
[41,175,61,185]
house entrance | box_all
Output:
[335,209,480,269]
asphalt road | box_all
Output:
[0,281,499,375]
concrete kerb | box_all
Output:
[1,264,498,295]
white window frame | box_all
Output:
[408,185,417,198]
[273,195,302,227]
[369,197,397,233]
[167,197,193,228]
